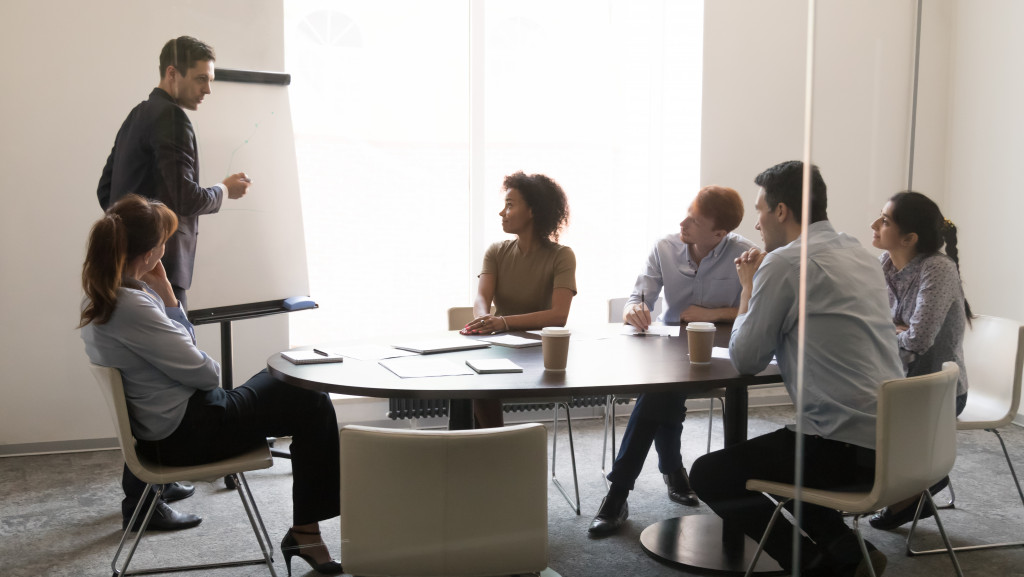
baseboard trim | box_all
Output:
[0,437,119,458]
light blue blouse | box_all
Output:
[82,283,220,440]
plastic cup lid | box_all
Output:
[541,327,571,336]
[685,322,717,332]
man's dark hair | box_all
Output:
[754,160,828,224]
[159,36,216,78]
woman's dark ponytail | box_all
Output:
[889,191,973,325]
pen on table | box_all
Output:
[313,348,329,356]
[638,290,646,336]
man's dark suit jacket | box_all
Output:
[97,88,223,292]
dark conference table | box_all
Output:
[267,324,785,575]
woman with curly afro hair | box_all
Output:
[462,171,577,427]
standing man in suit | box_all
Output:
[98,35,251,310]
[96,35,250,532]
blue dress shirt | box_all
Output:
[625,233,756,323]
[729,221,904,449]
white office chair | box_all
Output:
[603,297,724,474]
[89,363,277,577]
[743,363,964,577]
[338,423,549,577]
[448,305,584,515]
[908,314,1024,555]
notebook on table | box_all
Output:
[391,340,491,355]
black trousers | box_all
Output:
[689,427,875,571]
[606,391,688,491]
[136,369,340,525]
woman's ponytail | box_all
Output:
[79,195,178,327]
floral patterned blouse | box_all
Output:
[881,252,968,396]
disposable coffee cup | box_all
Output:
[686,322,716,365]
[541,327,572,371]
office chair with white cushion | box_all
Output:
[908,314,1024,555]
[743,363,964,577]
[89,363,277,577]
[449,305,584,515]
[339,423,549,577]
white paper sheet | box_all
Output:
[379,357,476,378]
[322,344,418,361]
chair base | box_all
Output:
[640,515,785,575]
[551,401,581,515]
[112,473,277,576]
[907,427,1024,556]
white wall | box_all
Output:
[0,0,291,451]
[702,0,922,245]
[944,0,1024,323]
[3,0,1020,450]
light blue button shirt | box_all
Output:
[729,221,904,449]
[82,283,220,441]
[626,233,756,323]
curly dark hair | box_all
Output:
[503,171,570,242]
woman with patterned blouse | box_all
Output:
[868,191,972,530]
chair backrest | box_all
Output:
[89,363,150,483]
[339,423,548,577]
[447,305,494,331]
[872,362,959,507]
[608,296,664,323]
[958,314,1024,428]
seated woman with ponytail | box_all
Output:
[80,195,343,576]
[867,190,972,530]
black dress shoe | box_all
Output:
[123,501,202,532]
[588,496,628,536]
[869,499,934,531]
[664,467,699,506]
[162,482,195,502]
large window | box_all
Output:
[285,1,703,342]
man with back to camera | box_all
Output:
[688,161,905,576]
[589,185,756,535]
[96,35,251,532]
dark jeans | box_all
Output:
[690,427,875,571]
[136,369,340,525]
[605,391,688,491]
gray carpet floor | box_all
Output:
[3,404,1023,577]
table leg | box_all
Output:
[639,384,783,575]
[448,399,474,430]
[220,320,234,390]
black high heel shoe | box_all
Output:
[280,528,343,576]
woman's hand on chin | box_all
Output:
[140,262,178,307]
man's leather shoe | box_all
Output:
[869,499,933,531]
[664,467,699,506]
[588,496,628,536]
[123,501,202,532]
[162,482,195,502]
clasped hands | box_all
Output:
[734,247,766,290]
[461,314,508,335]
